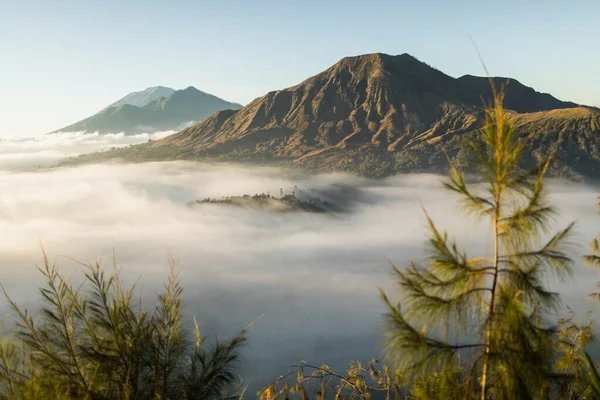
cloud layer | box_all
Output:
[0,158,598,392]
[0,131,173,170]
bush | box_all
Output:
[0,252,249,400]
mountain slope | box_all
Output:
[52,87,242,134]
[105,86,175,109]
[158,54,480,153]
[69,53,600,178]
[456,76,578,113]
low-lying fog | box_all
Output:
[0,131,173,170]
[0,133,598,393]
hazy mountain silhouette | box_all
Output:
[104,86,175,109]
[52,87,242,134]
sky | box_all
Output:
[1,0,599,137]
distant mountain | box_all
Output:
[69,53,600,179]
[52,87,242,134]
[104,86,175,109]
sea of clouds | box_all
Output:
[0,133,598,392]
[0,130,173,170]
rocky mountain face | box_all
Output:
[51,87,242,134]
[71,53,600,178]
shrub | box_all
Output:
[0,252,249,400]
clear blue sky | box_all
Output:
[1,0,599,137]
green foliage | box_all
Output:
[260,360,402,400]
[259,360,473,400]
[586,197,600,290]
[584,352,600,398]
[379,86,576,398]
[411,367,469,400]
[553,313,595,398]
[0,253,248,400]
[583,197,600,398]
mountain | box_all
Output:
[51,87,242,134]
[104,86,175,109]
[69,53,600,179]
[455,75,578,112]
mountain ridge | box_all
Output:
[67,53,600,179]
[104,86,176,110]
[51,87,242,134]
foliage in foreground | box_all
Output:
[587,197,600,295]
[378,85,579,399]
[0,254,248,400]
[259,360,468,400]
[585,197,600,397]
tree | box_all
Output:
[582,196,600,397]
[0,252,249,400]
[586,197,600,297]
[260,359,468,400]
[547,309,595,398]
[379,86,575,399]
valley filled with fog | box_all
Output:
[0,133,598,392]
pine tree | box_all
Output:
[586,197,600,278]
[0,253,249,400]
[581,196,600,398]
[379,85,575,399]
